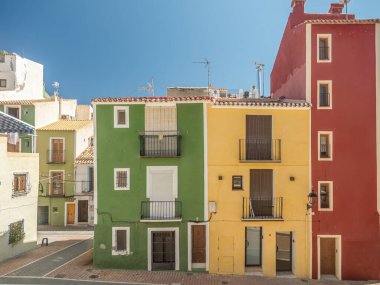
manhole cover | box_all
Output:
[89,274,99,279]
[55,274,66,278]
[86,268,93,272]
[301,279,309,283]
[186,273,193,276]
[222,282,228,285]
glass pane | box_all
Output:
[246,227,261,266]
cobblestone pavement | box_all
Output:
[0,240,81,276]
[45,249,379,285]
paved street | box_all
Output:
[5,239,92,277]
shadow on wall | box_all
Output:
[0,233,37,263]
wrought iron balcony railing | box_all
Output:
[239,139,281,162]
[45,182,65,197]
[47,150,66,164]
[141,201,182,221]
[139,131,181,157]
[242,197,283,220]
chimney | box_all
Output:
[328,3,344,14]
[291,0,306,14]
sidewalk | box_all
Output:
[37,225,93,244]
[46,250,378,285]
[0,240,81,276]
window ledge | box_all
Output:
[112,250,133,256]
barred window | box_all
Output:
[114,168,130,190]
[9,220,25,244]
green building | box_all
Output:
[93,97,208,271]
[37,120,93,227]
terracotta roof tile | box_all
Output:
[92,96,212,103]
[305,19,380,24]
[75,146,93,164]
[37,120,92,131]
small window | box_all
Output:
[6,107,20,119]
[318,181,333,211]
[0,54,5,62]
[12,173,29,197]
[112,227,130,255]
[318,81,332,108]
[114,106,129,128]
[114,168,130,190]
[318,132,333,160]
[317,34,332,62]
[232,176,243,190]
[0,79,6,87]
[8,220,25,244]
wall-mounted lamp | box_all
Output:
[307,189,318,210]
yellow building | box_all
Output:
[207,98,311,278]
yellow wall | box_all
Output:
[207,104,310,278]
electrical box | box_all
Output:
[209,201,217,213]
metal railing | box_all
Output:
[45,182,65,196]
[239,139,281,161]
[139,131,181,157]
[47,150,66,164]
[141,201,182,220]
[242,197,283,220]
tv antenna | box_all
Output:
[193,58,211,95]
[139,77,155,97]
[52,81,60,96]
[339,0,351,16]
[254,62,265,97]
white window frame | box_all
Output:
[317,34,332,63]
[112,227,131,256]
[146,166,178,199]
[49,170,65,195]
[114,168,130,190]
[317,80,332,109]
[5,105,21,119]
[318,131,333,161]
[12,172,29,196]
[318,181,333,211]
[114,106,129,128]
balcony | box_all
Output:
[242,197,283,220]
[76,181,94,194]
[239,139,281,162]
[141,201,182,221]
[47,150,66,164]
[139,131,181,157]
[45,182,65,197]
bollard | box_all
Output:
[41,237,48,246]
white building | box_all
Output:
[0,132,39,261]
[0,52,44,101]
[74,145,94,226]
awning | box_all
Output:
[0,111,35,134]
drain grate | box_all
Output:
[301,279,309,282]
[186,273,194,276]
[55,274,66,278]
[86,268,93,272]
[89,274,99,279]
[222,282,228,285]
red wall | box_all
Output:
[310,23,380,280]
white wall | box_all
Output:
[61,99,77,118]
[76,105,93,120]
[74,164,94,226]
[0,135,39,262]
[74,123,93,158]
[0,54,44,101]
[34,101,60,128]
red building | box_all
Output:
[271,0,380,280]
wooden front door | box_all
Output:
[192,225,206,264]
[78,200,88,223]
[250,169,273,217]
[320,238,336,275]
[66,204,75,225]
[246,115,272,160]
[51,138,64,163]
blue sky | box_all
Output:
[2,0,379,104]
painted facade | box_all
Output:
[207,99,311,278]
[93,97,207,271]
[271,0,380,280]
[37,120,93,227]
[0,134,39,262]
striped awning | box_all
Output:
[0,111,35,134]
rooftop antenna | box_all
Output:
[193,58,211,96]
[139,77,155,96]
[339,0,351,18]
[254,62,265,97]
[52,81,60,96]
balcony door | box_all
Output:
[144,106,177,156]
[246,115,272,160]
[249,169,273,217]
[147,166,177,219]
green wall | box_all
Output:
[37,130,76,227]
[0,104,35,153]
[94,103,205,270]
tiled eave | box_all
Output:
[305,19,380,25]
[92,96,213,103]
